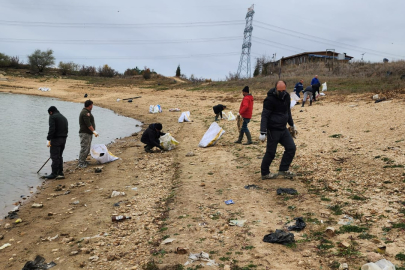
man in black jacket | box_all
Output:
[213,104,226,121]
[45,106,68,179]
[259,81,297,180]
[141,123,166,153]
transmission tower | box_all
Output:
[237,4,255,78]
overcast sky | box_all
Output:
[1,0,404,80]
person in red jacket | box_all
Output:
[235,86,254,145]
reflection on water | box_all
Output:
[0,92,142,217]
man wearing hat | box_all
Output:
[235,86,254,145]
[45,106,68,179]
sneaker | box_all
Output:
[261,173,278,180]
[44,173,57,179]
[278,170,296,179]
[56,173,65,180]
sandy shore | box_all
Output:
[1,75,405,269]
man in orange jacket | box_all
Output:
[235,86,254,145]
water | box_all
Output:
[0,92,142,217]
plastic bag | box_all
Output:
[287,217,306,231]
[322,82,327,91]
[159,133,179,150]
[263,229,295,244]
[149,105,162,114]
[199,122,225,147]
[361,259,396,270]
[221,111,228,119]
[227,111,236,121]
[178,111,191,123]
[277,188,298,195]
[90,144,119,164]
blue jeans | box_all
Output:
[241,118,250,133]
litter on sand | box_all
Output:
[229,220,247,227]
[185,252,217,266]
[90,144,119,164]
[276,188,298,195]
[224,199,234,205]
[322,82,327,91]
[199,122,225,148]
[22,255,56,270]
[361,259,395,270]
[169,108,181,112]
[0,243,11,250]
[286,217,306,231]
[111,191,125,198]
[178,111,191,123]
[244,184,261,189]
[227,111,236,121]
[38,87,50,92]
[149,104,162,113]
[263,229,295,245]
[161,238,176,245]
[159,133,179,150]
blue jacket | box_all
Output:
[311,77,320,85]
[294,82,303,93]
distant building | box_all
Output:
[280,51,354,66]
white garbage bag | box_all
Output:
[322,82,327,91]
[361,259,395,270]
[199,122,225,147]
[38,87,51,92]
[178,111,191,123]
[227,111,236,121]
[290,92,300,101]
[149,104,162,114]
[290,100,297,108]
[221,111,228,119]
[159,133,179,150]
[90,144,119,164]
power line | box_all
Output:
[0,19,244,28]
[0,36,241,45]
[16,52,240,60]
[255,21,404,59]
[253,37,308,53]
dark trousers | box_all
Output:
[312,83,320,100]
[241,118,250,133]
[50,137,66,174]
[261,129,296,175]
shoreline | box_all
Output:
[1,76,405,269]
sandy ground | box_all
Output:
[1,75,405,270]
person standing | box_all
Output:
[78,100,98,168]
[45,106,68,179]
[294,79,304,98]
[259,81,297,180]
[141,123,166,153]
[235,86,254,145]
[311,75,321,101]
[213,104,227,121]
[301,86,313,107]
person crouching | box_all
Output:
[141,123,165,153]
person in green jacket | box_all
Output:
[45,106,68,179]
[78,100,99,168]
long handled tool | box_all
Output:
[123,96,142,100]
[37,157,51,173]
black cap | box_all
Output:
[242,86,249,93]
[48,106,57,113]
[154,123,163,130]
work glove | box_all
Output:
[288,125,298,139]
[93,131,99,137]
[259,133,266,142]
[47,141,51,147]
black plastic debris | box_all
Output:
[287,217,306,231]
[276,188,298,195]
[22,255,56,270]
[5,209,19,220]
[244,184,260,190]
[375,98,387,103]
[263,229,295,245]
[94,168,102,173]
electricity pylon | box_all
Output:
[237,4,255,78]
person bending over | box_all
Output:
[141,123,166,153]
[213,104,226,121]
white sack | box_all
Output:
[38,87,50,92]
[90,144,119,164]
[290,92,300,101]
[199,122,225,147]
[149,104,162,114]
[221,111,228,119]
[178,111,191,123]
[159,133,179,150]
[322,82,327,91]
[290,100,297,108]
[227,111,236,121]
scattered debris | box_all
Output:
[361,259,395,270]
[32,203,43,208]
[276,188,298,195]
[244,184,260,189]
[185,151,195,157]
[22,255,56,270]
[111,191,125,198]
[224,199,234,205]
[161,238,175,245]
[263,229,295,245]
[287,217,306,231]
[0,243,11,250]
[175,247,188,254]
[325,227,336,237]
[185,252,217,266]
[229,220,247,227]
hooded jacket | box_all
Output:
[141,123,166,148]
[213,104,225,114]
[239,94,254,119]
[260,88,294,132]
[47,110,68,140]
